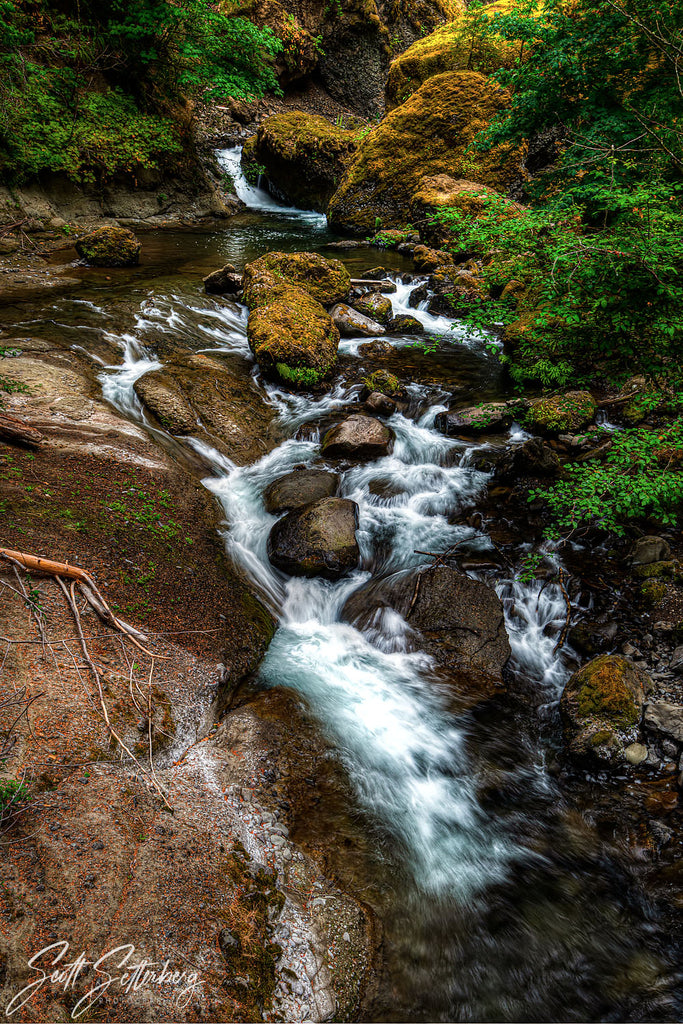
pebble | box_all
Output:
[624,743,648,765]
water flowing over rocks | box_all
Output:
[264,469,339,514]
[267,496,360,579]
[321,414,394,460]
[343,566,511,705]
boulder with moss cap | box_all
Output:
[76,226,141,267]
[242,112,361,212]
[410,174,525,248]
[247,286,340,387]
[528,391,597,434]
[243,251,351,309]
[327,71,524,236]
[385,0,524,110]
[560,655,650,764]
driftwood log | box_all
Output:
[0,413,42,447]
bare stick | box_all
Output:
[553,568,572,654]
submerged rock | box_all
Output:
[267,497,360,579]
[243,112,359,212]
[247,286,339,387]
[330,303,385,337]
[203,263,242,295]
[342,565,511,704]
[322,414,393,460]
[264,469,339,514]
[75,226,141,267]
[327,71,523,236]
[560,655,650,765]
[243,251,351,309]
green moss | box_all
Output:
[247,285,339,385]
[75,226,141,267]
[243,250,351,309]
[247,112,360,211]
[364,369,400,394]
[528,390,597,432]
[385,0,524,110]
[573,655,642,729]
[327,71,523,236]
[633,560,681,579]
[639,579,667,607]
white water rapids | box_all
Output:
[95,149,575,897]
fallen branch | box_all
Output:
[553,568,572,654]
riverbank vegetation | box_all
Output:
[435,0,683,395]
[0,0,281,185]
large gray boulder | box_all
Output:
[322,415,393,460]
[343,565,511,705]
[264,469,339,514]
[267,497,360,579]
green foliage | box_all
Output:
[274,362,323,387]
[0,0,282,183]
[431,0,683,388]
[530,419,683,536]
[0,780,29,823]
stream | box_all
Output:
[7,148,681,1020]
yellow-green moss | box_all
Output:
[247,285,339,386]
[385,0,525,110]
[571,655,643,730]
[639,579,667,607]
[327,71,524,236]
[243,250,351,309]
[364,369,400,394]
[528,390,597,433]
[248,112,361,211]
[75,226,141,267]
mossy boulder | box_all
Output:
[410,174,525,248]
[385,0,523,110]
[327,71,523,236]
[560,655,650,764]
[363,369,401,396]
[528,391,597,434]
[75,226,141,267]
[352,291,393,325]
[243,112,360,212]
[247,286,340,387]
[243,251,351,309]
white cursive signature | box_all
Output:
[5,942,202,1019]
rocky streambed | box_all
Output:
[0,167,682,1023]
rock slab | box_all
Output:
[267,497,360,579]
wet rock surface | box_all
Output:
[343,565,511,705]
[322,414,394,460]
[264,469,339,514]
[267,496,360,579]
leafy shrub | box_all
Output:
[530,419,683,537]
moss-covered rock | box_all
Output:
[385,0,523,110]
[247,286,340,387]
[528,391,597,433]
[363,369,401,396]
[352,291,393,325]
[560,655,649,764]
[243,112,360,212]
[327,71,523,236]
[410,174,525,247]
[243,251,351,309]
[75,226,141,267]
